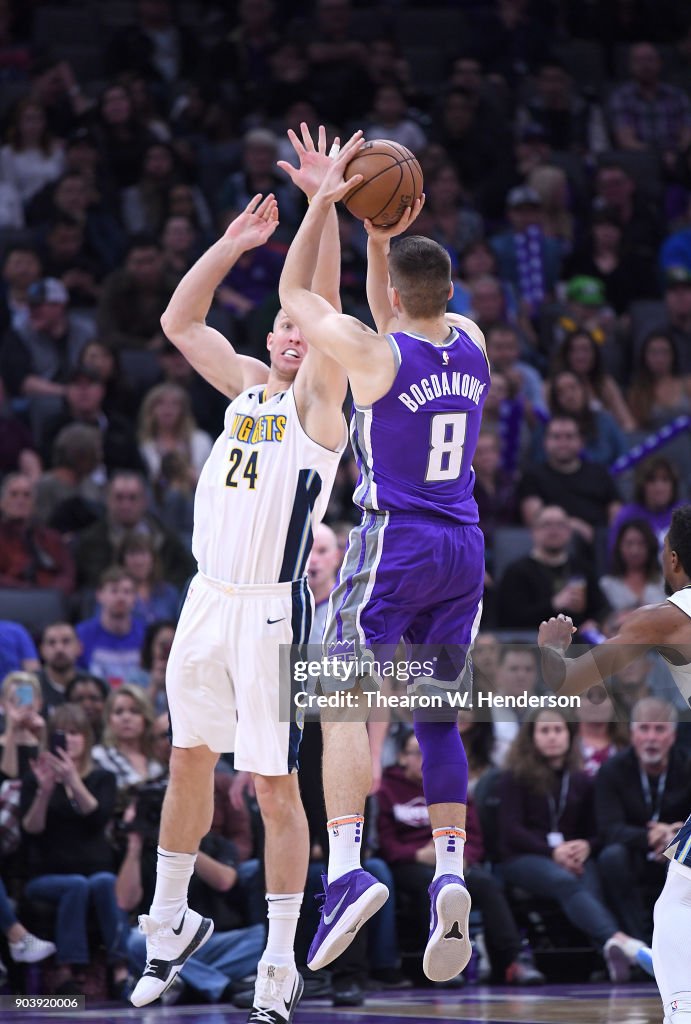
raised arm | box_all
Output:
[279,132,395,405]
[160,195,279,400]
[278,125,348,449]
[364,199,425,334]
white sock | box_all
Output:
[432,827,466,881]
[327,814,364,883]
[262,892,303,967]
[149,847,197,924]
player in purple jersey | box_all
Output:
[280,131,489,983]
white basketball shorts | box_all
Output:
[166,572,312,775]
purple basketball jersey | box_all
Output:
[351,328,490,523]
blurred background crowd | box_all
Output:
[0,0,689,1008]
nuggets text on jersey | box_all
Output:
[229,412,287,444]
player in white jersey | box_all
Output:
[537,505,691,1024]
[131,126,347,1024]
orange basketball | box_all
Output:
[343,139,424,227]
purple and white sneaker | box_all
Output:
[307,869,389,971]
[423,874,472,983]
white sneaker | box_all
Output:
[130,907,214,1007]
[9,933,56,964]
[247,962,304,1023]
[604,936,644,983]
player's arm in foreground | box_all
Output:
[278,124,348,450]
[160,195,279,399]
[278,131,398,406]
[537,604,689,697]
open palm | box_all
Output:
[278,123,339,200]
[224,193,279,250]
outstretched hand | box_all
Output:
[223,193,279,250]
[308,129,366,206]
[277,123,341,201]
[538,614,577,653]
[364,194,426,242]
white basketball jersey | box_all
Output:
[662,586,691,704]
[192,385,345,584]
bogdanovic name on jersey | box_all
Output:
[398,371,486,412]
[229,412,287,444]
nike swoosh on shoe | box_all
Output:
[323,889,349,925]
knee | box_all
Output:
[598,843,630,876]
[66,875,89,895]
[254,774,303,824]
[169,744,219,782]
[87,872,115,892]
[551,872,581,899]
[413,719,467,767]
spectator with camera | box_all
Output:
[19,703,130,996]
[116,712,264,1005]
[0,672,46,782]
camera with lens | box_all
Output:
[126,779,167,842]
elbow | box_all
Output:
[160,309,181,342]
[277,281,300,319]
[277,285,291,315]
[160,306,196,345]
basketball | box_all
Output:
[343,139,423,228]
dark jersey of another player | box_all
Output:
[350,327,490,524]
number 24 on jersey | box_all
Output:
[226,447,259,489]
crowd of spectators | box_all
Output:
[0,0,690,1007]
